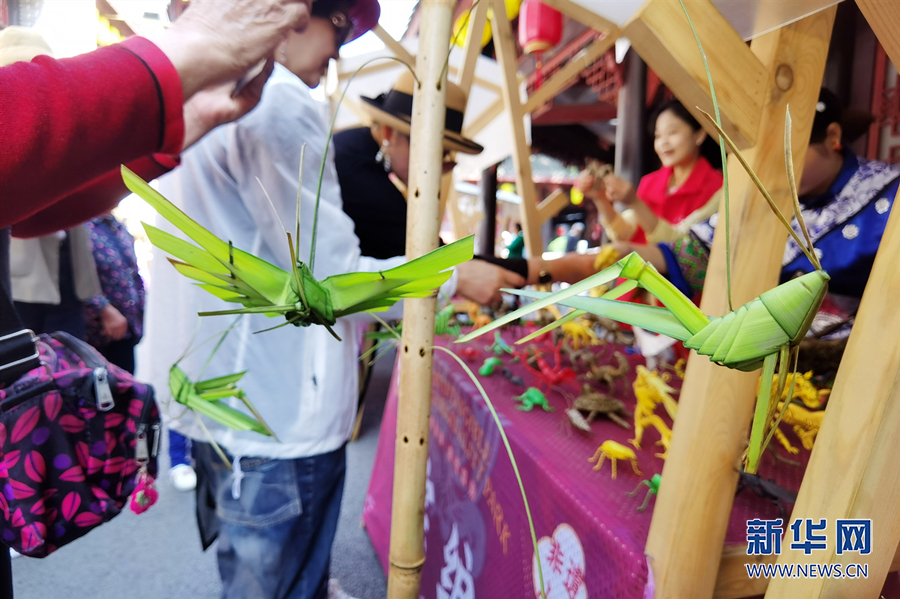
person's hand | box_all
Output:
[456,260,526,305]
[575,169,604,199]
[181,60,274,151]
[602,174,636,206]
[101,305,129,341]
[153,0,312,99]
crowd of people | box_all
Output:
[1,0,897,598]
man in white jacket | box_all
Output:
[142,1,523,597]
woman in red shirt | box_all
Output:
[577,99,723,244]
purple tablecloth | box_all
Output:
[363,329,810,599]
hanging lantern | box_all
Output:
[518,0,562,90]
[453,0,523,49]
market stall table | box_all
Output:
[363,328,810,598]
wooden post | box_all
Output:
[490,0,542,257]
[856,0,900,67]
[386,1,454,597]
[764,186,900,598]
[644,8,836,598]
[455,0,488,97]
[478,164,498,256]
[622,0,767,149]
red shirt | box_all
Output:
[1,37,184,236]
[631,156,722,243]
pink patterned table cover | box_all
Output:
[363,329,810,599]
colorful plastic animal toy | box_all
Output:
[773,402,825,452]
[588,440,641,479]
[464,300,494,329]
[459,346,481,361]
[573,384,631,429]
[514,388,553,412]
[636,414,672,459]
[760,370,828,410]
[478,357,504,377]
[485,331,515,357]
[585,351,629,394]
[633,365,679,420]
[627,474,661,512]
[564,408,592,433]
[517,341,577,394]
[736,470,797,521]
[501,368,524,387]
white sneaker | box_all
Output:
[328,579,359,599]
[9,548,20,559]
[169,464,197,492]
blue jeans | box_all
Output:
[193,442,346,599]
[168,429,191,467]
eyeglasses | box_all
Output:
[330,11,355,48]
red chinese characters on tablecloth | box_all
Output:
[533,524,587,599]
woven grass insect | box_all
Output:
[458,0,829,474]
[121,167,473,341]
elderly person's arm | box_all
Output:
[0,0,311,230]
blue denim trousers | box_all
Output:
[193,442,347,599]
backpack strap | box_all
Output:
[0,277,40,387]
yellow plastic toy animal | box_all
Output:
[546,305,599,349]
[633,365,679,420]
[773,402,826,453]
[759,370,829,410]
[636,414,673,459]
[588,440,641,479]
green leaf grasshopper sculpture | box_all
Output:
[121,166,474,342]
[169,366,277,440]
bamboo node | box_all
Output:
[389,557,427,571]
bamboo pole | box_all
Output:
[386,1,454,598]
[644,8,835,598]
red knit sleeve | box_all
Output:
[0,36,184,229]
[10,153,179,238]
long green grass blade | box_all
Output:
[515,279,640,344]
[695,111,821,270]
[784,107,821,270]
[746,352,778,474]
[456,259,626,343]
[195,372,247,391]
[677,0,733,311]
[512,290,693,342]
[124,167,293,304]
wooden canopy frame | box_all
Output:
[386,0,900,597]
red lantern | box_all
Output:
[518,0,563,90]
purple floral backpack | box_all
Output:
[0,289,160,558]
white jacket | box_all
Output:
[140,65,455,459]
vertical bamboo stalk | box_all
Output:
[387,1,454,598]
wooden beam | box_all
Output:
[462,96,505,138]
[535,188,570,223]
[455,0,488,97]
[489,0,542,257]
[372,23,416,66]
[623,0,767,149]
[765,187,900,598]
[644,8,835,599]
[857,0,900,68]
[531,102,617,125]
[522,33,618,115]
[337,59,404,81]
[714,545,774,599]
[447,67,503,95]
[539,0,617,34]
